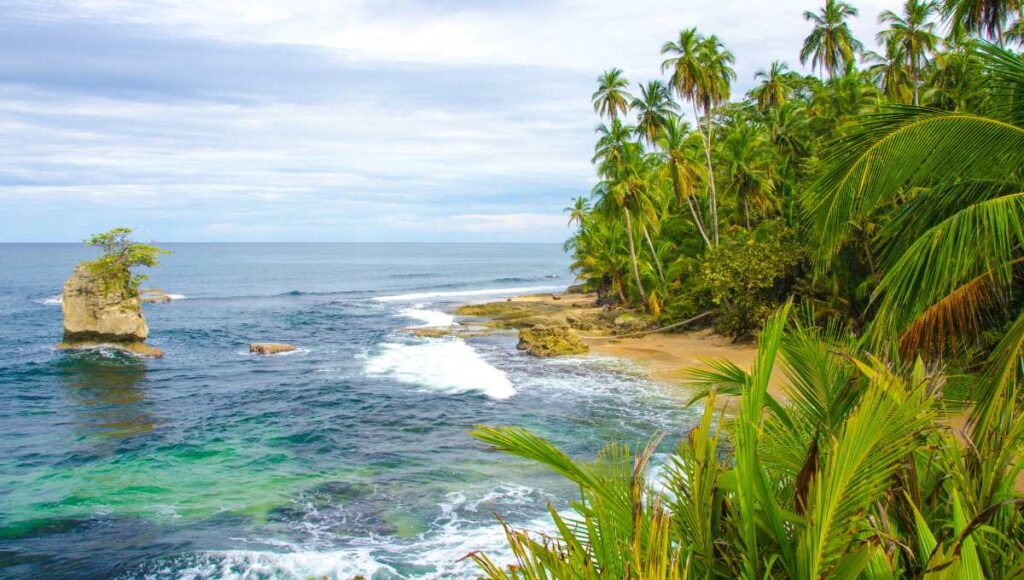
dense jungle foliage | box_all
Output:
[472,1,1024,577]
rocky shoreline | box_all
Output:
[408,290,783,401]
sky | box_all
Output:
[0,0,899,242]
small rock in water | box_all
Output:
[140,288,173,304]
[249,343,296,355]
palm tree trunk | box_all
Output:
[623,208,648,308]
[701,103,720,245]
[911,57,919,106]
[641,222,666,284]
[744,196,751,229]
[671,165,711,247]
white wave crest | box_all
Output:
[399,307,454,328]
[365,340,515,399]
[373,285,563,303]
[35,293,185,305]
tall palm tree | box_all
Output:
[656,114,711,247]
[630,80,678,146]
[751,60,791,112]
[591,68,633,121]
[661,29,735,245]
[800,0,864,80]
[695,35,736,245]
[878,0,940,105]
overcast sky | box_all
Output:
[0,0,900,242]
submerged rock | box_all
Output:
[139,288,172,304]
[249,343,296,355]
[58,264,163,357]
[517,325,588,357]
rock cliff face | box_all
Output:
[58,264,163,357]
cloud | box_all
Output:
[0,0,901,241]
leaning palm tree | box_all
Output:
[751,60,791,112]
[800,0,865,80]
[878,0,940,105]
[630,80,678,147]
[803,42,1024,417]
[592,68,633,121]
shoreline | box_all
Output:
[446,290,783,403]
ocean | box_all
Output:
[0,243,698,578]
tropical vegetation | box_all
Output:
[84,227,168,295]
[472,1,1024,577]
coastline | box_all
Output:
[447,290,783,404]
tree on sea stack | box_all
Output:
[59,228,169,357]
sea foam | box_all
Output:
[365,340,515,399]
[399,306,454,328]
[373,285,563,303]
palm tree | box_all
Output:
[630,80,678,146]
[656,114,711,246]
[472,304,1024,578]
[564,196,590,227]
[592,142,659,309]
[942,0,1023,41]
[800,0,864,80]
[751,60,791,112]
[865,43,914,103]
[695,35,736,246]
[661,29,735,245]
[591,118,635,173]
[878,0,940,105]
[804,42,1024,404]
[591,68,633,121]
[721,124,777,229]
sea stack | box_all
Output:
[58,264,163,357]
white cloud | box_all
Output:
[37,0,901,86]
[2,0,905,241]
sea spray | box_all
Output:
[365,339,515,399]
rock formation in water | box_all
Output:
[249,343,297,355]
[140,288,173,304]
[58,264,163,357]
[517,324,588,357]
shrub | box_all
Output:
[696,222,803,338]
[83,228,169,296]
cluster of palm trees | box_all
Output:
[569,0,1021,331]
[475,0,1024,577]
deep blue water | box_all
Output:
[0,243,697,578]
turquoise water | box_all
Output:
[0,243,698,578]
